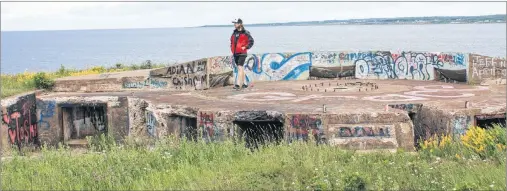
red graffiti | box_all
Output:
[1,94,39,149]
[3,111,38,145]
[199,112,216,138]
[290,115,324,142]
[2,113,10,124]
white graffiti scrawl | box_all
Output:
[363,85,488,102]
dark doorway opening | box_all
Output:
[170,115,197,141]
[476,114,506,129]
[60,104,108,145]
[234,120,284,150]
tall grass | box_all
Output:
[1,61,167,98]
[2,126,506,190]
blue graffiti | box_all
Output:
[282,63,311,80]
[234,52,312,85]
[124,78,168,89]
[37,101,55,130]
[146,111,156,137]
[455,54,465,66]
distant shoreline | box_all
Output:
[2,14,504,32]
[198,22,506,28]
[199,14,506,28]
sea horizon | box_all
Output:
[2,23,505,74]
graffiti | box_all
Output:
[208,56,233,74]
[227,92,296,101]
[388,103,422,112]
[363,94,427,102]
[146,111,156,137]
[171,75,206,87]
[123,78,168,89]
[354,51,468,81]
[404,85,488,98]
[164,60,207,76]
[337,126,391,138]
[199,112,221,142]
[229,84,487,103]
[364,85,488,102]
[1,94,38,149]
[36,100,56,130]
[453,116,471,136]
[227,92,357,102]
[438,53,466,66]
[70,106,107,139]
[146,59,208,89]
[312,52,339,66]
[469,54,506,83]
[234,52,312,85]
[289,115,324,143]
[389,104,414,111]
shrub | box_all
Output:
[343,173,367,191]
[33,72,55,90]
[56,64,70,76]
[419,126,506,160]
[90,66,106,73]
[461,126,497,158]
[140,60,153,69]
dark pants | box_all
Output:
[234,54,247,66]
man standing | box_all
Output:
[230,18,254,89]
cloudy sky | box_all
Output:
[1,1,506,31]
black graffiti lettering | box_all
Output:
[172,77,182,86]
[186,63,194,74]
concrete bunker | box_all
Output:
[234,111,285,149]
[59,103,108,143]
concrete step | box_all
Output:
[66,139,89,148]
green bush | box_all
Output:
[33,72,55,90]
[343,173,367,191]
[140,60,153,69]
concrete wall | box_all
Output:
[149,58,208,90]
[5,93,504,151]
[468,53,507,84]
[1,92,38,151]
[208,53,312,85]
[206,51,505,84]
[51,51,506,93]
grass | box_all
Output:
[0,60,167,98]
[1,125,506,190]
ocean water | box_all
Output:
[1,23,505,74]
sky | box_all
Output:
[1,1,506,31]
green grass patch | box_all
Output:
[1,60,167,98]
[2,130,506,190]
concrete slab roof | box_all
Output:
[40,79,506,114]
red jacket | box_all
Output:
[230,29,254,55]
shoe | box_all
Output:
[233,85,240,89]
[241,84,248,89]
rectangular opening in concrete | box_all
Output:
[475,114,506,129]
[60,104,107,142]
[166,115,197,141]
[234,120,284,149]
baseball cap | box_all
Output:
[232,18,243,24]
